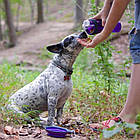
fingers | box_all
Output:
[92,11,107,27]
[102,18,106,26]
[92,13,101,19]
[77,38,91,45]
[93,15,106,26]
[77,38,88,46]
[77,38,94,48]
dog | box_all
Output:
[7,31,87,126]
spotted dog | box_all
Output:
[7,31,87,126]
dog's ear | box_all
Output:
[47,43,63,54]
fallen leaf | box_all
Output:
[27,128,33,135]
[0,132,8,139]
[32,127,41,138]
[100,91,111,98]
[4,126,13,135]
[12,128,19,135]
[62,118,71,125]
[19,126,28,136]
[6,135,19,140]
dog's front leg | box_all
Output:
[47,97,57,126]
[56,104,65,125]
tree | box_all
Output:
[0,3,3,41]
[74,0,84,28]
[3,0,17,47]
[37,0,44,24]
[15,2,21,31]
[29,0,35,24]
[95,0,100,7]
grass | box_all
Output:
[0,62,40,125]
[0,42,139,138]
[65,46,129,123]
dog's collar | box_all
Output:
[52,60,73,81]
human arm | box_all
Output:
[78,0,131,48]
[93,0,113,26]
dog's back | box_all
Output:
[8,62,72,113]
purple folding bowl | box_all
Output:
[46,126,75,138]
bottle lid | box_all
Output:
[82,20,90,28]
[82,19,96,35]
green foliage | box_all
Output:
[0,62,40,124]
[103,121,139,139]
[88,0,97,16]
[11,0,23,4]
[40,47,54,60]
[126,1,135,28]
[64,41,129,126]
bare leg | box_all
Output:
[119,64,140,123]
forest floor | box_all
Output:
[0,1,133,139]
[0,21,132,140]
[0,21,74,67]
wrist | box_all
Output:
[101,29,111,39]
[91,32,107,47]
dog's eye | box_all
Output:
[63,38,71,48]
[63,36,75,48]
[70,36,74,40]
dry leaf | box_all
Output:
[32,127,41,138]
[100,91,110,98]
[19,126,28,136]
[0,132,8,139]
[4,126,13,135]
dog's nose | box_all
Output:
[78,31,88,39]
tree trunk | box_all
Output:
[74,0,84,28]
[95,0,100,7]
[0,3,3,41]
[16,3,21,31]
[0,16,3,41]
[3,0,17,47]
[29,0,35,24]
[45,0,48,15]
[37,0,44,24]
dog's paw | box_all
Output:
[46,118,54,126]
[56,117,62,125]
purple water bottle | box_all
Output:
[82,19,121,35]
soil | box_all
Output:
[0,21,74,66]
[0,1,133,139]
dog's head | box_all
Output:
[47,31,87,55]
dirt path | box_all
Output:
[0,21,74,66]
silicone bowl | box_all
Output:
[46,126,74,138]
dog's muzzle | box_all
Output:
[78,31,88,39]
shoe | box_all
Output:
[90,117,123,133]
[90,117,138,138]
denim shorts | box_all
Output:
[129,28,140,64]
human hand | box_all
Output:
[77,32,108,48]
[77,38,94,48]
[91,0,112,26]
[92,10,107,26]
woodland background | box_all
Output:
[0,0,139,139]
